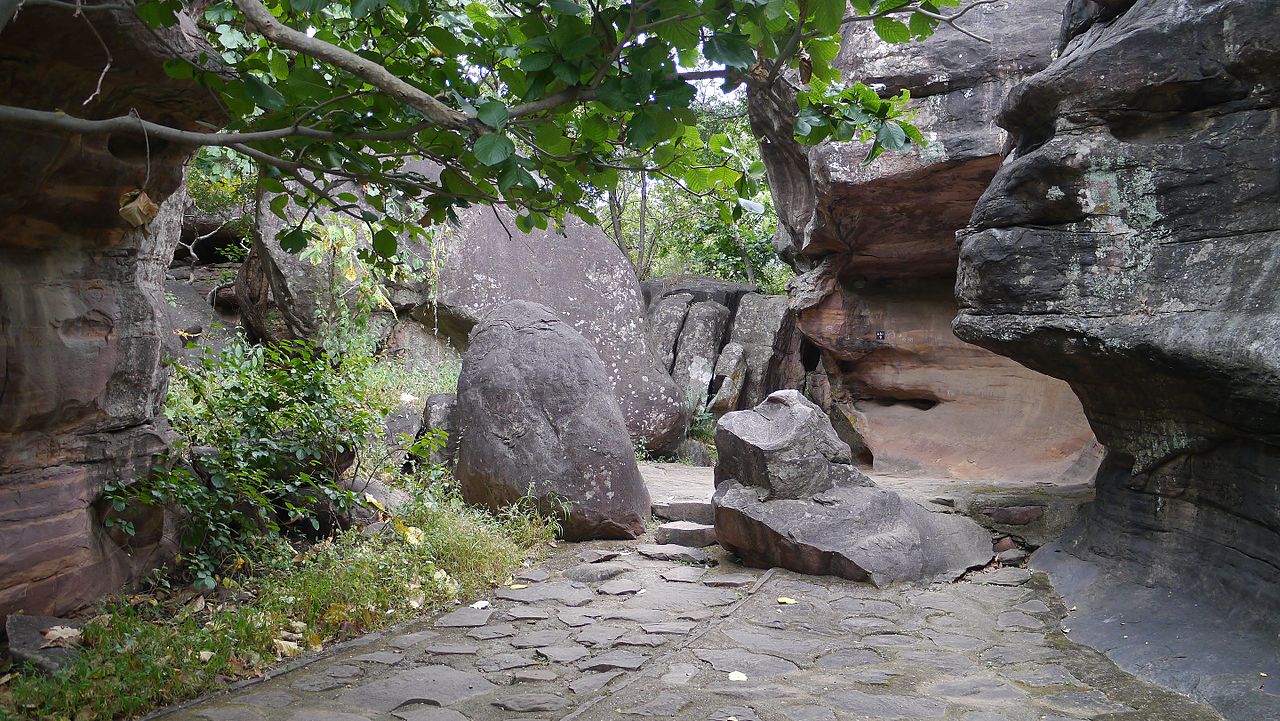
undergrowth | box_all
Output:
[0,481,556,721]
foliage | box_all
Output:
[32,0,977,262]
[185,146,258,260]
[0,480,557,721]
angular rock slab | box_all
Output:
[714,481,992,586]
[715,390,872,499]
[337,665,495,710]
[455,301,650,539]
[655,520,718,547]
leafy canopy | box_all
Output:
[123,0,972,258]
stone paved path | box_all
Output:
[163,542,1221,721]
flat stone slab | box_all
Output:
[491,693,569,712]
[393,709,469,721]
[577,549,621,564]
[703,572,758,588]
[536,645,590,663]
[694,648,800,678]
[598,579,644,595]
[660,566,707,583]
[636,543,711,564]
[4,615,82,674]
[655,520,718,547]
[336,666,495,710]
[578,649,647,672]
[434,607,494,628]
[569,671,623,694]
[640,462,715,524]
[496,581,594,606]
[566,561,631,582]
[466,624,516,640]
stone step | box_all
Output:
[640,462,715,524]
[655,520,717,547]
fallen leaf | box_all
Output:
[776,597,797,605]
[408,594,425,609]
[279,630,303,642]
[470,600,491,610]
[0,673,14,686]
[273,639,301,658]
[198,650,214,662]
[728,671,748,681]
[188,595,207,613]
[39,626,82,649]
[508,584,528,590]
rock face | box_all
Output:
[749,1,1101,485]
[670,301,730,414]
[713,391,991,586]
[455,301,650,540]
[0,9,222,618]
[953,1,1280,716]
[437,208,687,453]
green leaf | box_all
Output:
[474,133,515,166]
[908,11,939,39]
[351,0,388,18]
[279,227,308,254]
[476,100,509,129]
[163,59,194,79]
[704,33,755,70]
[548,0,585,14]
[243,75,286,111]
[520,52,554,71]
[872,16,912,43]
[290,0,328,11]
[372,229,398,258]
[423,26,467,56]
[876,121,908,151]
[813,0,845,35]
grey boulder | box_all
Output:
[455,301,650,540]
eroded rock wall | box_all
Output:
[954,1,1280,714]
[0,9,221,617]
[752,0,1100,487]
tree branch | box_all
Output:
[229,0,476,132]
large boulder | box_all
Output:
[437,209,687,453]
[748,1,1101,485]
[454,301,650,540]
[712,392,991,585]
[647,292,694,373]
[713,390,864,499]
[954,1,1280,715]
[670,301,730,414]
[726,293,789,409]
[0,8,223,618]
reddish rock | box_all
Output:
[981,506,1046,526]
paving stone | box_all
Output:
[496,581,594,606]
[336,665,495,710]
[232,690,296,708]
[602,608,668,623]
[958,714,1013,721]
[823,689,947,720]
[536,645,590,663]
[661,566,708,583]
[507,607,551,621]
[622,581,737,611]
[660,663,701,685]
[351,651,403,665]
[861,633,922,648]
[476,653,539,672]
[578,649,648,671]
[515,568,551,582]
[996,610,1045,630]
[839,616,896,632]
[780,705,836,721]
[196,707,266,721]
[598,578,644,595]
[694,648,800,678]
[709,707,760,721]
[971,567,1032,587]
[924,676,1029,704]
[723,625,824,660]
[512,668,559,682]
[467,623,517,640]
[616,632,666,648]
[423,643,480,656]
[285,711,371,721]
[569,670,623,694]
[979,644,1061,665]
[577,549,621,564]
[1012,599,1050,614]
[655,521,718,547]
[392,708,470,721]
[327,664,363,678]
[292,676,350,692]
[922,630,987,652]
[830,597,902,616]
[620,690,690,716]
[636,543,712,564]
[1038,690,1133,716]
[642,620,697,635]
[435,607,494,628]
[3,615,82,674]
[702,572,757,588]
[510,630,569,648]
[387,630,440,649]
[996,548,1028,564]
[558,608,600,627]
[815,648,882,669]
[998,664,1085,689]
[492,693,569,712]
[846,669,900,686]
[566,562,631,582]
[576,624,627,646]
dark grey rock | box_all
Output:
[392,708,470,721]
[578,649,648,672]
[694,648,799,678]
[506,607,550,621]
[496,581,594,606]
[424,644,480,656]
[4,615,81,674]
[636,543,711,564]
[702,573,757,588]
[351,651,403,665]
[467,624,516,641]
[512,668,558,683]
[420,393,459,466]
[715,390,871,499]
[641,276,757,310]
[438,208,688,453]
[708,341,748,415]
[598,579,643,596]
[492,693,569,712]
[577,549,621,564]
[509,630,569,649]
[575,624,627,647]
[455,301,650,540]
[569,671,623,694]
[336,665,495,710]
[655,521,717,548]
[476,654,539,672]
[715,480,992,586]
[660,566,707,583]
[514,567,551,583]
[671,300,731,414]
[434,607,494,628]
[619,691,690,717]
[647,292,694,373]
[566,561,631,582]
[535,645,589,663]
[674,438,714,467]
[823,689,946,720]
[642,621,697,635]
